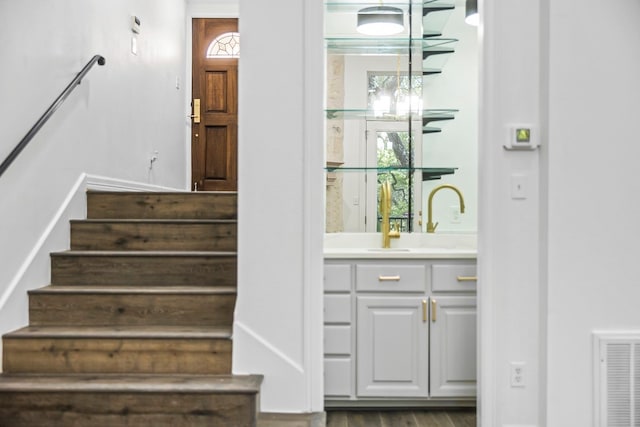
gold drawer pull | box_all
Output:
[422,299,427,322]
[457,276,477,282]
[431,298,437,322]
[378,275,401,282]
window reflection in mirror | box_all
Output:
[325,5,478,235]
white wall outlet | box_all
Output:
[449,205,461,224]
[510,362,526,387]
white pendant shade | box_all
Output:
[465,0,478,26]
[357,6,404,36]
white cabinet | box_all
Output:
[323,259,477,404]
[323,264,353,398]
[429,296,477,397]
[356,296,429,397]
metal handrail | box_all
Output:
[0,54,106,179]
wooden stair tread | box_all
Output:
[29,285,237,295]
[86,191,238,220]
[51,250,237,257]
[5,325,232,339]
[87,190,238,195]
[0,374,262,394]
[0,190,256,424]
[71,218,237,224]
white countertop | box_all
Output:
[324,233,477,259]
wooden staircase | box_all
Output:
[0,191,262,426]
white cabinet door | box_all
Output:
[356,296,429,397]
[429,296,477,397]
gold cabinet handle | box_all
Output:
[431,298,437,322]
[378,275,401,282]
[457,276,477,282]
[422,299,427,322]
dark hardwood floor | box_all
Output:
[326,409,476,427]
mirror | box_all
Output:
[325,0,478,234]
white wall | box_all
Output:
[0,0,187,344]
[422,4,478,234]
[545,0,640,425]
[235,0,324,414]
[478,0,543,425]
[481,0,640,425]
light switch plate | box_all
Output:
[510,174,527,199]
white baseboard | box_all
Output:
[233,320,310,412]
[86,174,184,192]
[258,412,325,427]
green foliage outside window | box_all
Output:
[368,72,421,232]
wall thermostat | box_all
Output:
[131,16,141,34]
[504,125,539,150]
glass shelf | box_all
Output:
[325,108,458,121]
[422,1,455,38]
[324,166,458,181]
[326,37,457,56]
[325,37,456,72]
[422,45,456,70]
[422,167,457,181]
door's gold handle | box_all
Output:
[191,98,201,123]
[378,275,401,282]
[457,276,478,282]
[431,298,437,322]
[422,299,427,322]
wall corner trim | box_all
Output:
[233,321,305,374]
[0,173,183,314]
[0,173,88,312]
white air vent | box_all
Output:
[594,332,640,426]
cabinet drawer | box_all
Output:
[324,358,352,397]
[324,325,351,355]
[431,263,477,292]
[356,264,426,292]
[324,264,352,292]
[324,294,351,323]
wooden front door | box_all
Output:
[191,18,238,191]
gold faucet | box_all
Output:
[380,181,401,248]
[426,184,465,233]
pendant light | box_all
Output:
[465,0,479,26]
[357,5,404,36]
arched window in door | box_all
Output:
[206,32,240,58]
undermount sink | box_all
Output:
[366,248,411,252]
[324,233,477,259]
